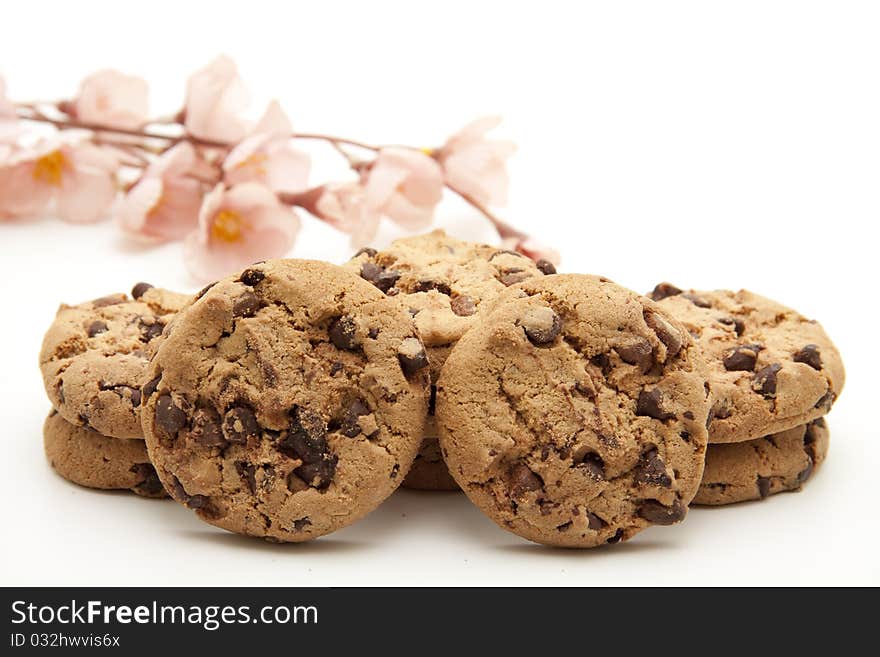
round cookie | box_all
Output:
[694,418,829,505]
[43,410,167,498]
[650,285,845,443]
[39,284,191,439]
[436,274,711,548]
[141,259,430,542]
[345,230,553,490]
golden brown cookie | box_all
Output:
[694,418,829,505]
[437,274,711,548]
[39,284,190,438]
[43,410,167,498]
[650,285,844,443]
[142,260,430,542]
[345,230,552,490]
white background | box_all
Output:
[1,0,878,586]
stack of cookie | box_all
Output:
[39,285,190,498]
[37,231,845,549]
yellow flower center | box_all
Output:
[211,209,244,242]
[235,153,268,176]
[32,150,67,187]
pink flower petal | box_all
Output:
[184,56,249,143]
[74,70,149,130]
[254,100,292,138]
[56,165,117,223]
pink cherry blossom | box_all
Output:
[184,56,249,144]
[184,183,300,281]
[0,139,118,223]
[500,236,560,266]
[116,143,205,241]
[364,147,443,233]
[313,181,380,245]
[73,70,149,130]
[437,116,516,206]
[223,101,310,193]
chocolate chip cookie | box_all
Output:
[650,285,845,443]
[39,284,190,439]
[43,410,167,498]
[141,259,430,542]
[436,274,711,548]
[694,418,829,505]
[345,230,553,490]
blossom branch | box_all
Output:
[0,57,558,281]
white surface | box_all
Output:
[1,0,878,586]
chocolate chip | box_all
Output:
[636,389,674,421]
[814,389,835,411]
[752,364,782,398]
[634,448,672,488]
[637,499,686,525]
[796,459,814,484]
[328,316,359,351]
[590,353,612,376]
[536,259,556,275]
[498,270,531,286]
[186,494,212,511]
[648,283,682,301]
[223,406,260,444]
[195,282,216,300]
[414,280,452,295]
[155,395,187,436]
[368,327,380,339]
[233,291,262,317]
[521,306,562,345]
[239,268,265,286]
[616,338,654,372]
[450,295,476,317]
[682,293,711,308]
[606,529,624,544]
[130,463,164,496]
[509,463,543,497]
[644,310,682,359]
[294,456,337,490]
[191,410,225,447]
[723,344,762,372]
[757,476,771,498]
[292,517,312,531]
[577,452,605,480]
[360,261,383,282]
[278,407,329,464]
[92,294,126,308]
[360,262,400,293]
[587,512,606,530]
[556,521,573,532]
[719,316,746,336]
[139,318,164,341]
[236,462,257,494]
[339,399,371,438]
[398,337,429,377]
[142,375,161,400]
[793,344,822,370]
[131,282,154,299]
[679,431,691,441]
[87,320,108,337]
